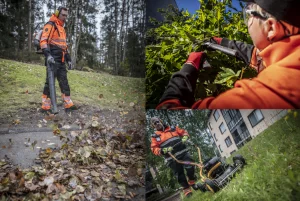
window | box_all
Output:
[218,145,223,153]
[214,133,218,141]
[248,110,264,127]
[219,122,226,134]
[213,110,220,121]
[221,110,242,131]
[208,122,212,130]
[225,136,233,147]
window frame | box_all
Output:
[208,122,212,130]
[213,110,220,121]
[218,145,223,153]
[219,122,226,134]
[225,136,233,147]
[213,133,218,142]
[248,109,264,127]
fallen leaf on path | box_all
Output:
[12,119,20,125]
[43,176,54,186]
[46,147,52,154]
[53,128,60,135]
[90,170,100,177]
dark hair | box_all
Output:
[60,7,68,12]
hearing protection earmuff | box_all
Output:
[54,6,63,17]
[151,118,164,128]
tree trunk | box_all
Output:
[123,0,130,64]
[119,0,125,64]
[28,0,32,52]
[71,0,79,69]
[114,0,118,74]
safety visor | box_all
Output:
[242,3,268,26]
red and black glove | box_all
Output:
[185,52,207,70]
[157,52,207,108]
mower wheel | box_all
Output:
[233,154,246,168]
[204,179,220,193]
[196,182,207,192]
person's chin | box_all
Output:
[156,126,163,131]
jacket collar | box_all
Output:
[156,126,170,133]
[49,14,64,26]
[259,34,300,68]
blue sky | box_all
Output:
[175,0,243,14]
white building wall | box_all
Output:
[208,109,287,158]
[240,109,288,137]
[208,110,237,158]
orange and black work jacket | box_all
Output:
[157,35,300,109]
[40,14,70,63]
[151,126,189,163]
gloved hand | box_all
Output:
[185,52,207,70]
[162,147,173,154]
[47,55,55,64]
[182,136,189,143]
[202,37,223,50]
[68,61,73,70]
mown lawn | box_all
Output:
[183,111,300,201]
[0,58,145,117]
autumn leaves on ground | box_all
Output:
[0,58,146,200]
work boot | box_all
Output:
[63,95,77,110]
[183,187,193,198]
[188,180,199,190]
[41,94,51,111]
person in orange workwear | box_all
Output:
[40,6,76,112]
[150,117,199,198]
[157,0,300,109]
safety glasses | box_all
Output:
[243,4,268,26]
[154,121,160,126]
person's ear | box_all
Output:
[266,18,283,41]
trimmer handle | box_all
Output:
[203,42,237,57]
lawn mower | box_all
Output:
[168,141,246,193]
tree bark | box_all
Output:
[114,0,118,74]
[123,0,130,64]
[119,0,125,64]
[28,0,32,52]
[71,0,79,69]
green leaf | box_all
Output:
[163,54,172,60]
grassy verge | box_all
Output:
[0,59,145,117]
[184,112,300,201]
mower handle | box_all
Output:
[170,139,195,150]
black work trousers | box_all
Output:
[168,152,196,189]
[43,62,70,97]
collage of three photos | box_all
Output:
[0,0,299,200]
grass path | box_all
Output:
[0,58,145,120]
